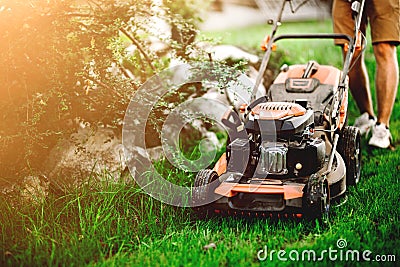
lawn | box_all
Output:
[1,20,399,266]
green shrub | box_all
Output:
[0,0,206,180]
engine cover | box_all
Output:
[254,138,326,177]
[286,138,326,176]
[246,102,314,138]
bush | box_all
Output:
[0,0,206,180]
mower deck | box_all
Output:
[207,149,346,216]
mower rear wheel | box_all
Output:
[193,169,220,218]
[338,126,361,186]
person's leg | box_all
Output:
[368,43,398,148]
[333,0,374,118]
[366,0,399,148]
[373,43,399,127]
[344,49,375,117]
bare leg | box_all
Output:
[343,49,375,117]
[373,43,399,127]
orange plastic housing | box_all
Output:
[213,153,227,176]
[338,89,348,130]
[261,35,277,51]
[214,182,304,200]
[344,31,363,52]
[273,65,341,88]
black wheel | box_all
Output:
[192,169,220,218]
[319,180,330,222]
[304,176,330,221]
[338,126,361,186]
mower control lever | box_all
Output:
[221,109,246,140]
[302,60,319,79]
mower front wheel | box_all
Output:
[304,176,330,221]
[192,169,220,219]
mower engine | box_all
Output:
[227,101,326,180]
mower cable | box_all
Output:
[332,194,348,208]
[314,127,338,133]
[323,133,340,176]
[289,0,311,14]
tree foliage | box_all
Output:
[0,0,206,178]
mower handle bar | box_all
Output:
[250,32,352,102]
[271,33,352,43]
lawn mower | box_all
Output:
[192,0,365,219]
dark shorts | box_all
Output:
[332,0,400,45]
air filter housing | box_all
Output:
[246,102,314,137]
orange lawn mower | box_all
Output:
[192,0,366,219]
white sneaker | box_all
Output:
[354,112,376,135]
[369,123,392,149]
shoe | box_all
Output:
[368,123,392,149]
[353,112,376,135]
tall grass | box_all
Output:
[1,20,399,266]
[0,180,194,266]
[2,169,398,266]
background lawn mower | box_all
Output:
[193,0,365,219]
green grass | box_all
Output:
[202,20,343,67]
[1,20,400,266]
